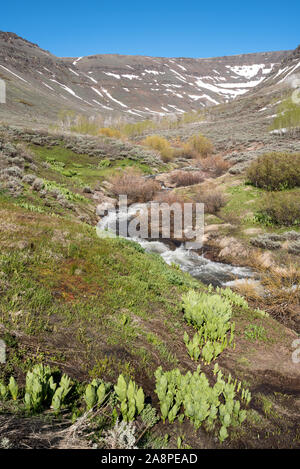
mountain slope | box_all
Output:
[0,31,289,125]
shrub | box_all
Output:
[186,134,214,158]
[121,120,156,137]
[99,127,122,139]
[288,240,300,255]
[173,143,199,160]
[246,152,300,190]
[201,155,231,176]
[70,115,103,135]
[1,176,23,197]
[191,189,226,214]
[109,168,159,203]
[32,178,45,191]
[1,166,23,179]
[16,143,34,163]
[270,97,300,132]
[101,420,138,449]
[153,190,186,206]
[22,174,36,185]
[142,135,174,162]
[283,230,300,241]
[257,191,300,226]
[250,235,282,250]
[170,171,203,187]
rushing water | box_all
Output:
[97,203,253,287]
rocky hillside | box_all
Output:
[0,31,289,125]
[255,44,300,90]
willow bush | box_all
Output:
[247,152,300,190]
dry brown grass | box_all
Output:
[109,169,160,203]
[261,264,300,303]
[231,280,263,301]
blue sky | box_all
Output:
[1,0,299,58]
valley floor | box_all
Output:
[0,125,299,449]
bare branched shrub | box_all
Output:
[109,169,159,203]
[153,190,187,206]
[200,155,231,176]
[173,143,198,160]
[191,189,226,214]
[170,170,203,187]
[15,143,34,163]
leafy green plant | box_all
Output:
[84,383,97,410]
[98,159,111,168]
[14,202,46,213]
[183,331,202,361]
[219,425,228,443]
[0,380,9,400]
[114,374,144,421]
[182,290,235,363]
[140,404,160,427]
[182,290,232,341]
[43,180,87,202]
[51,374,73,411]
[216,287,248,309]
[8,376,18,401]
[177,435,192,449]
[84,378,111,410]
[244,324,268,342]
[24,364,56,412]
[154,365,250,441]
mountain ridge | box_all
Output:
[0,31,293,126]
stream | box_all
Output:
[97,203,254,287]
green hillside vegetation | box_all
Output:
[270,98,300,132]
[0,128,299,449]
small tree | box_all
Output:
[187,134,214,158]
